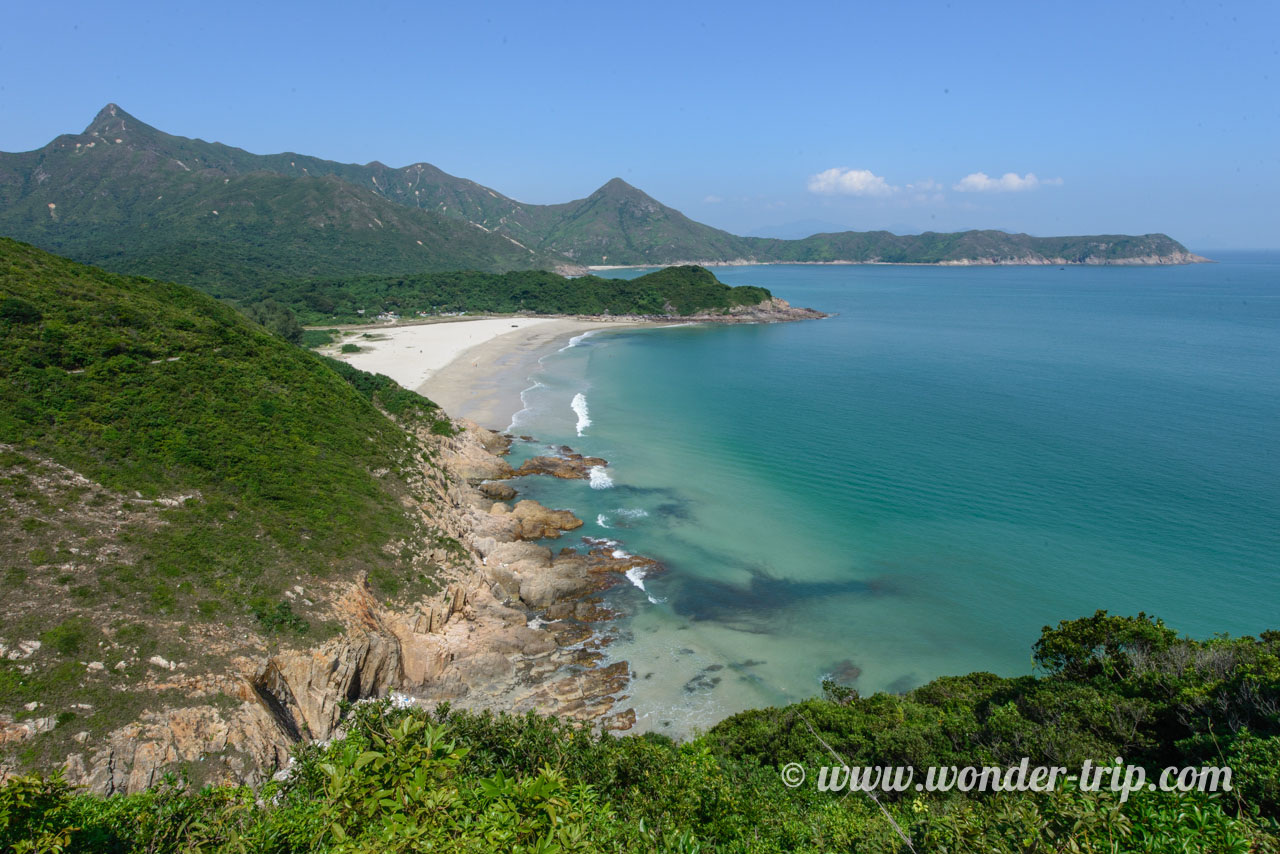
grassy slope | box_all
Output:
[0,237,429,583]
[0,238,451,764]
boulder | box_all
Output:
[479,481,518,501]
[510,500,583,540]
[514,452,609,479]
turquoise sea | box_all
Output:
[505,253,1280,735]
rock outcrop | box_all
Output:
[689,296,829,323]
[484,500,585,540]
[515,451,609,480]
[51,420,640,794]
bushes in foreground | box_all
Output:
[3,613,1278,852]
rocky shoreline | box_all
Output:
[28,420,651,794]
[3,303,822,795]
[588,252,1211,270]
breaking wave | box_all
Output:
[559,330,599,352]
[571,393,590,436]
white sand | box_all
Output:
[326,317,559,391]
[324,316,654,430]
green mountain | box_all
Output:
[0,105,1204,295]
[743,228,1202,265]
[0,106,572,297]
[527,178,757,265]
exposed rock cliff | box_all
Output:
[16,420,640,794]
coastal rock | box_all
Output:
[478,481,518,501]
[826,659,862,685]
[251,633,401,741]
[510,500,583,540]
[689,296,828,323]
[518,557,596,609]
[442,420,516,481]
[465,421,513,456]
[67,702,293,794]
[936,251,1211,266]
[471,500,583,542]
[49,406,638,795]
[515,452,609,479]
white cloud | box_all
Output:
[703,194,723,204]
[953,172,1063,193]
[906,178,942,193]
[807,167,897,197]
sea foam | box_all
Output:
[506,380,547,433]
[588,465,613,489]
[624,565,663,604]
[596,507,646,528]
[624,566,647,590]
[559,330,598,352]
[571,393,590,436]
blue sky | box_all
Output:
[1,0,1276,248]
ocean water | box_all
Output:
[505,253,1280,736]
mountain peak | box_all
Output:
[83,102,148,139]
[590,177,664,207]
[595,177,643,195]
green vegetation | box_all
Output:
[740,229,1192,265]
[0,105,1197,295]
[0,237,472,771]
[526,177,757,267]
[243,299,304,344]
[0,236,443,622]
[272,265,772,324]
[301,328,341,348]
[0,109,568,295]
[251,601,310,635]
[1,613,1276,852]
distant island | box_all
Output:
[0,104,1206,296]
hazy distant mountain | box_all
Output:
[0,105,1206,293]
[745,219,860,239]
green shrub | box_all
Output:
[251,601,309,635]
[0,238,438,624]
[0,296,42,324]
[0,691,1277,853]
[41,618,91,656]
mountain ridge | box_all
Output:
[0,104,1207,290]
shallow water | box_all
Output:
[506,253,1280,736]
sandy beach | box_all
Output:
[328,316,650,430]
